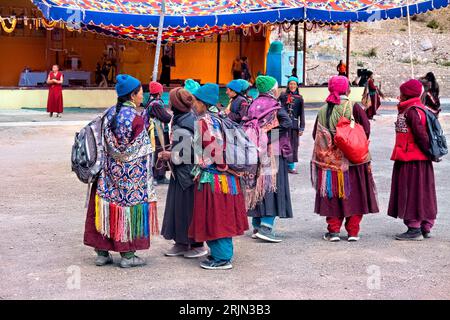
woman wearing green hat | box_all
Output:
[244,75,294,243]
[279,76,305,174]
[188,83,249,270]
[83,74,158,268]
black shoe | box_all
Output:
[200,259,233,270]
[422,230,431,239]
[395,228,424,241]
[323,232,341,242]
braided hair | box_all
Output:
[111,85,142,130]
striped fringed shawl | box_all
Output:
[311,120,350,199]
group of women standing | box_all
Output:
[82,72,439,270]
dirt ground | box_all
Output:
[0,107,449,300]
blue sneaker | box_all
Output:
[200,258,233,270]
[255,226,282,243]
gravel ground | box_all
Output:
[0,107,449,300]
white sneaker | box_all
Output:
[184,247,209,259]
[348,236,360,242]
[323,233,340,242]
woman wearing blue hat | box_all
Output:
[84,74,158,268]
[188,83,249,270]
[225,79,250,124]
[279,76,305,174]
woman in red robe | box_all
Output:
[46,65,64,117]
[365,71,383,120]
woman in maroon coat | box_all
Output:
[46,65,64,117]
[312,76,379,242]
[388,79,437,241]
[365,71,383,120]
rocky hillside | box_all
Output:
[279,8,450,98]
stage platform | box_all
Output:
[0,86,365,109]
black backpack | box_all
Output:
[414,106,447,162]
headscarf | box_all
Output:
[326,76,349,105]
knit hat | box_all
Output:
[149,81,163,95]
[115,74,141,97]
[400,79,424,98]
[226,80,243,94]
[237,79,250,93]
[184,79,201,94]
[256,75,277,93]
[326,75,350,105]
[287,76,299,85]
[169,87,194,113]
[193,83,219,106]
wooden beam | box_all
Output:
[216,34,221,84]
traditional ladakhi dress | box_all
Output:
[161,110,201,246]
[84,102,158,253]
[387,97,437,232]
[188,111,248,262]
[311,98,379,236]
[366,79,381,120]
[47,71,63,114]
[245,94,294,230]
[279,89,305,168]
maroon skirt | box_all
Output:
[83,182,150,252]
[314,162,379,217]
[366,94,380,120]
[388,160,437,221]
[189,183,248,242]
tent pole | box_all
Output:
[294,23,299,75]
[302,22,307,85]
[216,34,221,84]
[346,23,351,78]
[152,0,166,82]
[406,0,415,78]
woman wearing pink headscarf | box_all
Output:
[311,76,379,242]
[388,79,437,241]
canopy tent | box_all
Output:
[32,0,449,27]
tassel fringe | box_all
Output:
[310,162,350,199]
[94,195,159,242]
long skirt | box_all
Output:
[287,128,300,163]
[388,160,437,221]
[247,157,294,218]
[366,93,380,120]
[314,163,379,218]
[47,85,63,113]
[161,176,196,245]
[189,181,248,243]
[84,181,150,252]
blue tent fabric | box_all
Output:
[31,0,449,27]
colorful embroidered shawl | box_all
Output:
[96,104,158,241]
